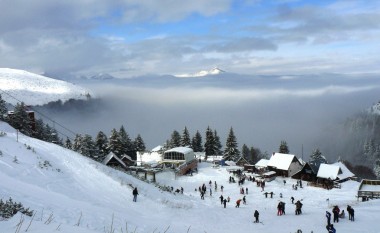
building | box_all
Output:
[102,152,127,169]
[357,179,380,201]
[317,162,355,183]
[163,147,198,176]
[266,153,303,177]
[291,162,317,181]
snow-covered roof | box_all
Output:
[165,147,193,154]
[225,160,236,166]
[151,145,163,152]
[120,154,133,161]
[102,152,126,168]
[225,165,243,172]
[333,162,355,180]
[255,159,269,168]
[267,153,297,170]
[317,164,340,179]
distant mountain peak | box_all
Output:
[175,67,226,78]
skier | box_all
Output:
[291,196,295,204]
[326,211,332,225]
[132,187,139,202]
[254,210,260,223]
[223,198,227,208]
[220,195,224,205]
[236,199,241,208]
[243,196,246,205]
[326,224,336,233]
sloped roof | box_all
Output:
[317,164,340,179]
[120,154,133,161]
[267,153,297,170]
[102,152,127,168]
[333,161,355,180]
[151,145,163,152]
[255,159,269,168]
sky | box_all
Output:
[1,120,380,233]
[1,0,380,77]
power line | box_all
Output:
[0,89,79,141]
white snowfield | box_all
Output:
[0,68,91,105]
[0,121,380,233]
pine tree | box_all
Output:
[279,140,290,154]
[72,134,83,152]
[213,130,222,156]
[204,126,215,159]
[0,94,7,120]
[108,128,121,156]
[134,134,146,152]
[180,126,191,147]
[33,119,45,140]
[224,127,240,161]
[169,130,181,148]
[249,146,262,164]
[95,131,109,160]
[80,134,98,159]
[241,144,250,160]
[65,137,72,149]
[8,102,33,136]
[309,148,328,171]
[191,130,204,152]
[119,125,133,155]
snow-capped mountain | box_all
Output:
[0,68,92,106]
[175,67,226,78]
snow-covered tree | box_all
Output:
[224,127,240,161]
[213,130,222,156]
[309,148,327,171]
[0,94,7,120]
[96,131,109,159]
[204,126,215,159]
[169,130,181,148]
[134,134,146,152]
[65,137,72,149]
[80,134,98,159]
[191,130,203,152]
[279,141,289,154]
[180,126,191,147]
[108,128,121,156]
[8,102,33,136]
[119,125,133,154]
[72,134,83,152]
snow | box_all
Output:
[360,184,380,192]
[1,121,380,233]
[165,146,193,154]
[317,164,341,180]
[255,158,269,168]
[0,68,91,105]
[267,153,297,170]
[333,162,355,180]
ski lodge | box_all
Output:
[162,147,198,176]
[266,153,303,177]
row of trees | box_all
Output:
[65,126,146,162]
[163,126,265,164]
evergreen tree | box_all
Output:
[65,137,72,149]
[108,128,121,156]
[249,146,262,164]
[119,125,133,155]
[95,131,109,159]
[80,134,98,159]
[213,130,222,156]
[180,126,191,147]
[191,130,203,152]
[134,134,146,152]
[241,144,250,160]
[72,134,83,152]
[169,130,181,148]
[279,140,290,154]
[309,148,328,171]
[0,94,7,120]
[204,126,215,159]
[33,119,45,140]
[224,127,240,161]
[8,102,33,136]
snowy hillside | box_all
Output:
[1,121,380,233]
[0,68,91,105]
[175,67,225,78]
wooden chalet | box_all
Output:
[357,179,380,201]
[266,153,303,177]
[120,154,136,167]
[291,162,317,182]
[235,156,250,167]
[102,152,127,169]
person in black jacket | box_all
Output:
[133,187,138,202]
[254,210,260,223]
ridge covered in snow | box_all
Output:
[0,68,91,106]
[1,121,380,233]
[175,67,226,78]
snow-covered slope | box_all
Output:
[175,67,225,78]
[1,121,380,233]
[0,68,91,105]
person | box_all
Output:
[180,187,184,194]
[277,202,283,216]
[326,211,332,225]
[246,187,248,194]
[326,224,336,233]
[220,195,224,205]
[347,205,352,220]
[132,187,139,202]
[223,198,227,208]
[221,185,224,193]
[291,196,294,204]
[339,210,345,218]
[227,196,230,202]
[270,191,274,198]
[236,199,241,208]
[295,200,303,215]
[264,192,269,198]
[350,207,355,221]
[243,196,246,205]
[332,206,340,223]
[283,180,286,185]
[200,190,205,200]
[254,210,260,223]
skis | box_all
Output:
[252,221,264,225]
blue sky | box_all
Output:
[1,0,380,77]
